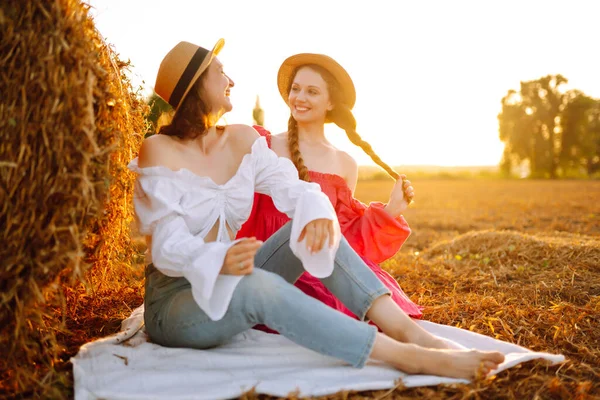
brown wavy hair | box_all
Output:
[287,64,399,181]
[158,72,214,140]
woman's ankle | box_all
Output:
[371,334,424,374]
[403,325,450,349]
[394,343,427,374]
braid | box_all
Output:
[287,116,311,181]
[330,105,399,180]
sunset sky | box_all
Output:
[87,0,600,167]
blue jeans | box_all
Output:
[144,222,391,368]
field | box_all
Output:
[348,179,600,399]
[51,179,600,399]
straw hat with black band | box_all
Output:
[277,53,356,110]
[154,38,225,109]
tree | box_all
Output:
[253,95,264,126]
[560,91,600,176]
[498,75,568,178]
[588,103,600,175]
[499,76,600,178]
[146,92,172,136]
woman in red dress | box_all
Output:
[237,53,422,327]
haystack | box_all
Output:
[0,0,148,396]
[423,230,600,271]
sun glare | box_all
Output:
[87,0,600,168]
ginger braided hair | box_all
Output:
[287,64,399,182]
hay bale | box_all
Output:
[0,0,147,396]
[423,230,600,271]
[418,230,600,309]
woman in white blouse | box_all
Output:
[129,39,504,379]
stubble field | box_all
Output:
[47,179,600,399]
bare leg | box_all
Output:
[366,295,451,349]
[370,333,505,379]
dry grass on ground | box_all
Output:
[14,179,600,399]
[244,179,600,399]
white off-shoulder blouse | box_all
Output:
[128,136,341,321]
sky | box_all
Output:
[87,0,600,167]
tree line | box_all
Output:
[498,75,600,178]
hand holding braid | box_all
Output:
[385,175,415,217]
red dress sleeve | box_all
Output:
[336,186,411,264]
[252,124,272,140]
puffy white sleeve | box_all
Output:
[130,162,241,321]
[252,138,341,278]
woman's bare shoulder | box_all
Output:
[225,124,262,153]
[337,149,358,171]
[336,149,358,189]
[270,132,289,156]
[138,134,180,168]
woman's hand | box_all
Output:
[221,237,263,275]
[299,219,335,254]
[384,174,415,217]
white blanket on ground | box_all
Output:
[71,305,565,400]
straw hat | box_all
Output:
[277,53,356,109]
[154,38,225,109]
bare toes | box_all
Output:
[487,351,505,364]
[483,360,499,370]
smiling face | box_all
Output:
[288,66,333,124]
[201,57,235,116]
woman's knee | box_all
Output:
[239,269,288,298]
[240,268,287,292]
[274,221,292,239]
[258,222,293,256]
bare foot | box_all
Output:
[397,347,505,380]
[382,322,453,349]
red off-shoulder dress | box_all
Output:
[237,126,422,328]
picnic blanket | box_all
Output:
[71,305,565,400]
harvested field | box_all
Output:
[34,179,598,399]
